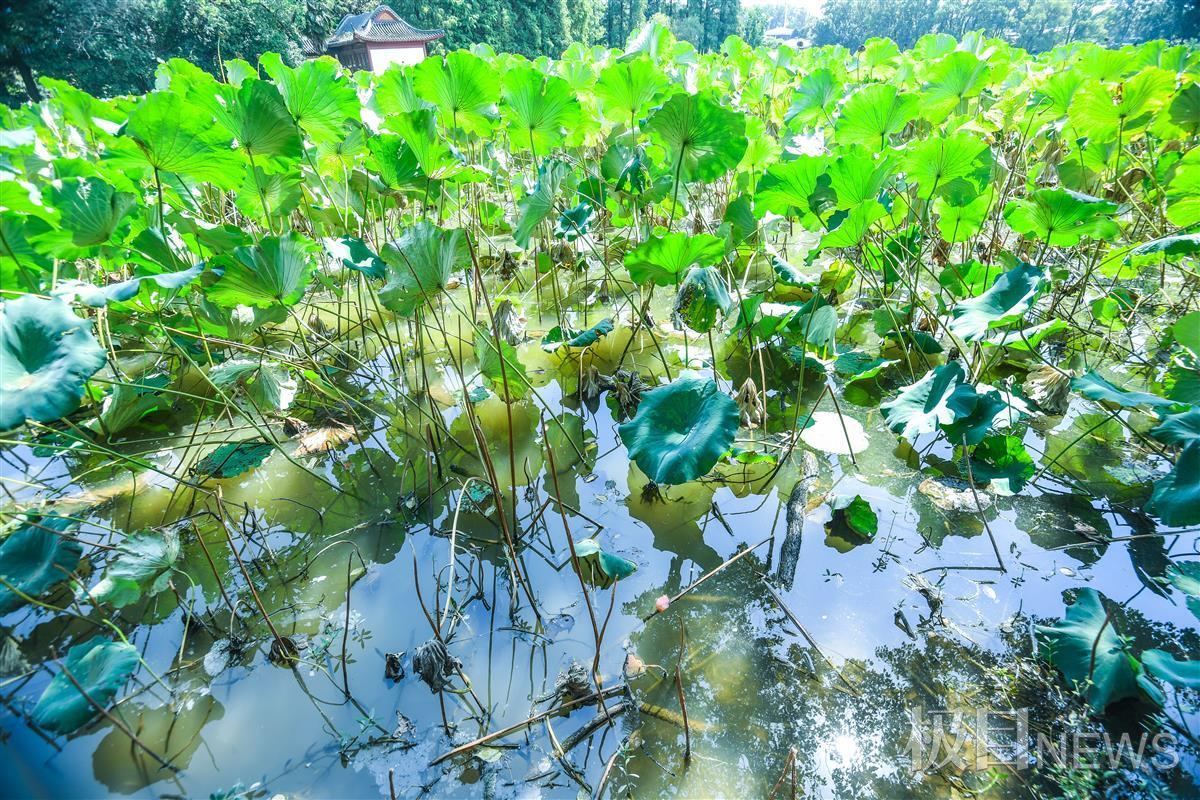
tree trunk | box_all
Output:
[16,60,41,103]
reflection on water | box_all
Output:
[1,282,1198,799]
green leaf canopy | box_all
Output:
[415,51,499,138]
[207,233,318,308]
[949,261,1046,341]
[379,222,468,315]
[624,232,725,287]
[880,361,977,441]
[618,375,739,485]
[1003,189,1119,247]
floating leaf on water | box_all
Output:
[541,317,614,352]
[823,494,878,552]
[1071,371,1176,410]
[1035,589,1153,711]
[573,538,637,589]
[917,476,992,512]
[191,440,276,479]
[295,423,356,457]
[618,375,739,485]
[969,435,1035,495]
[32,636,139,734]
[90,529,180,608]
[0,514,83,614]
[1,296,106,432]
[1147,441,1200,528]
[1142,649,1200,691]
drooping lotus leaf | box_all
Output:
[1,296,106,431]
[96,375,169,437]
[949,261,1046,341]
[834,83,919,149]
[514,159,571,249]
[1142,649,1200,690]
[1003,189,1120,247]
[379,222,468,315]
[1152,408,1200,447]
[191,440,276,479]
[880,361,977,441]
[542,318,613,351]
[1148,441,1200,527]
[0,515,82,614]
[31,637,139,734]
[500,65,579,154]
[1129,232,1200,259]
[554,202,593,241]
[673,266,733,333]
[474,329,528,400]
[645,91,748,184]
[1071,371,1177,410]
[941,388,1008,446]
[259,52,358,144]
[1035,588,1150,711]
[1172,312,1200,358]
[624,232,725,287]
[325,236,386,280]
[53,264,205,308]
[618,375,739,485]
[573,538,637,589]
[414,50,499,138]
[206,233,317,308]
[90,530,180,608]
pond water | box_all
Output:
[2,263,1198,799]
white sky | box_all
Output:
[741,0,826,17]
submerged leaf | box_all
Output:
[32,637,139,734]
[0,515,82,614]
[191,441,275,479]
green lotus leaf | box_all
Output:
[624,232,725,287]
[825,494,878,548]
[0,515,82,614]
[325,237,386,280]
[53,265,205,308]
[673,266,733,334]
[474,330,528,400]
[208,359,296,411]
[827,146,893,210]
[572,538,637,590]
[934,190,992,243]
[1068,68,1175,139]
[834,350,894,383]
[1168,83,1200,136]
[1036,589,1152,711]
[941,388,1007,446]
[949,260,1046,341]
[1,296,106,431]
[542,318,613,351]
[1166,149,1200,228]
[32,637,140,734]
[1130,233,1200,259]
[234,165,301,223]
[207,232,317,308]
[1148,441,1200,528]
[192,440,275,479]
[618,375,739,485]
[384,108,464,180]
[115,92,242,187]
[501,65,579,154]
[1003,189,1120,247]
[834,83,919,149]
[415,50,499,138]
[1153,408,1200,447]
[90,530,180,608]
[820,200,886,250]
[379,222,468,315]
[903,132,990,195]
[96,375,169,437]
[921,51,992,122]
[786,68,839,127]
[514,159,571,249]
[880,361,977,441]
[1142,649,1200,691]
[554,202,593,241]
[754,155,832,224]
[1071,371,1176,410]
[213,77,302,159]
[645,91,748,184]
[969,434,1036,495]
[259,53,358,143]
[49,178,135,248]
[595,56,667,125]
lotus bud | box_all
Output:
[1023,364,1072,416]
[655,595,671,613]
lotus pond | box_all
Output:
[3,22,1200,800]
